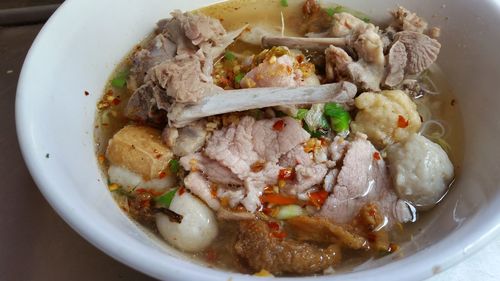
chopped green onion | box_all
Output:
[111,69,129,88]
[275,205,304,220]
[303,122,328,138]
[320,115,330,129]
[235,72,245,84]
[325,6,344,17]
[224,51,236,61]
[249,109,264,120]
[361,16,371,23]
[169,159,180,173]
[324,6,370,22]
[280,0,288,7]
[275,110,287,117]
[155,188,178,208]
[324,103,351,134]
[295,109,309,120]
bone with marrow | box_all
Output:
[168,82,357,127]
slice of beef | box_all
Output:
[184,172,220,210]
[323,168,339,192]
[394,31,441,74]
[217,188,246,208]
[286,216,368,250]
[147,54,222,104]
[204,116,260,179]
[279,144,313,168]
[319,134,413,226]
[252,117,310,163]
[384,40,407,87]
[328,136,349,163]
[179,152,242,186]
[125,82,170,124]
[235,220,342,275]
[242,162,281,212]
[173,10,226,46]
[283,163,328,196]
[130,34,177,86]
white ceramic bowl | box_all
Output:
[16,0,500,280]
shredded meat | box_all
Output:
[235,220,341,275]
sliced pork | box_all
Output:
[319,134,413,226]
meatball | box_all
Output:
[386,133,454,210]
[156,191,218,252]
[351,90,422,148]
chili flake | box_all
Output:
[270,231,287,239]
[210,183,218,198]
[278,168,295,180]
[267,221,280,231]
[388,243,399,253]
[179,186,186,195]
[205,248,217,263]
[273,119,286,131]
[308,190,329,208]
[158,171,167,179]
[278,179,286,189]
[397,115,409,128]
[98,154,105,165]
[112,97,121,105]
[108,183,120,191]
[251,161,265,173]
[263,186,274,194]
[373,152,381,160]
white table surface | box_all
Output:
[1,23,499,281]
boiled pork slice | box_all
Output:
[319,133,414,226]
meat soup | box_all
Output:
[95,0,463,276]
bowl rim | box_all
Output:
[15,0,500,280]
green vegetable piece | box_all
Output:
[169,159,180,173]
[320,115,330,129]
[155,188,178,208]
[325,6,344,17]
[361,16,371,23]
[224,51,236,61]
[275,205,304,220]
[111,69,129,88]
[234,72,245,84]
[303,122,328,138]
[325,103,351,133]
[295,109,309,120]
[325,6,370,22]
[275,110,287,117]
[249,109,264,120]
[325,7,335,17]
[280,0,288,7]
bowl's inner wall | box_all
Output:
[16,0,500,280]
